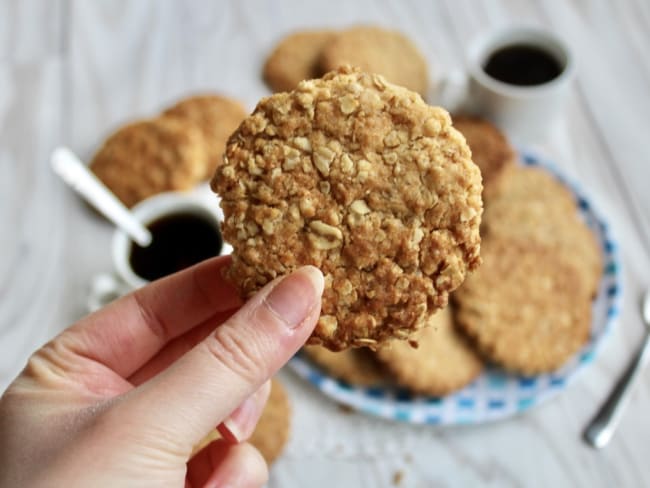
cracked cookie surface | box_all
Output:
[212,66,482,350]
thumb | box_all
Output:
[113,265,324,452]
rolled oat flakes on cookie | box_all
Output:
[212,66,482,350]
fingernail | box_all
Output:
[217,382,270,443]
[264,266,324,329]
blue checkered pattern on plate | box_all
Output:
[288,150,622,425]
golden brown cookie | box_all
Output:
[249,378,291,465]
[212,66,483,350]
[90,118,207,207]
[303,345,385,386]
[319,26,428,95]
[453,238,592,374]
[263,30,334,92]
[452,115,516,188]
[376,307,483,396]
[483,164,576,209]
[163,95,247,179]
[482,166,602,296]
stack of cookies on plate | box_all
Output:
[303,114,602,395]
[454,116,602,376]
[90,94,247,207]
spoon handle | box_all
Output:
[51,147,152,247]
[584,332,650,448]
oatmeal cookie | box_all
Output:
[263,30,334,92]
[212,66,483,350]
[303,345,385,386]
[90,118,207,207]
[376,307,483,396]
[482,166,602,296]
[483,163,575,209]
[163,95,247,179]
[319,26,428,95]
[452,115,516,188]
[453,237,591,374]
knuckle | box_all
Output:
[133,292,169,342]
[204,322,271,384]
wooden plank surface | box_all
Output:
[1,1,649,486]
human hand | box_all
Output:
[0,256,324,487]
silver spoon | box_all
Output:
[584,289,650,448]
[50,146,152,247]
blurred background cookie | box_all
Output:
[453,238,592,375]
[302,345,385,386]
[452,115,516,189]
[90,118,207,207]
[163,94,247,179]
[483,162,576,209]
[263,30,335,92]
[318,26,428,95]
[482,166,602,296]
[376,307,483,396]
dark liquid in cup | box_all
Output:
[130,212,222,281]
[483,44,563,86]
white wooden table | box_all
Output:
[2,1,650,486]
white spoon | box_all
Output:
[50,146,152,247]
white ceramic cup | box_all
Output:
[88,191,232,311]
[437,26,574,141]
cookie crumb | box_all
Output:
[337,404,355,414]
[392,470,405,486]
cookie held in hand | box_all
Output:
[212,66,483,350]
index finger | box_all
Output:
[63,255,242,378]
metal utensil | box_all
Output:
[584,289,650,448]
[51,146,152,247]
